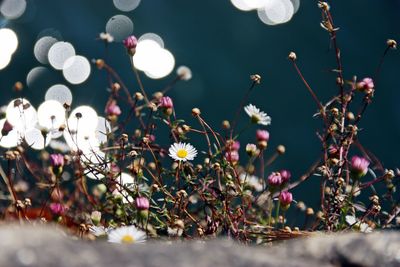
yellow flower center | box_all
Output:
[251,115,260,123]
[176,149,188,159]
[121,234,135,244]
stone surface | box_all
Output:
[0,225,399,267]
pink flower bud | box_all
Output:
[351,156,370,178]
[279,191,293,207]
[49,203,67,215]
[123,35,138,50]
[135,196,150,210]
[357,77,374,92]
[106,101,122,116]
[226,140,240,151]
[160,96,174,109]
[50,154,64,168]
[279,169,291,184]
[268,172,282,187]
[256,129,270,142]
[225,150,239,163]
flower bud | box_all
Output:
[276,145,286,154]
[387,39,397,49]
[160,96,174,109]
[225,150,239,163]
[91,211,102,226]
[191,108,201,116]
[177,66,192,81]
[123,35,138,56]
[288,51,297,61]
[135,196,150,211]
[279,169,291,184]
[256,129,270,142]
[279,191,293,209]
[350,155,370,179]
[245,143,259,157]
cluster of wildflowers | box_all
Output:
[0,1,399,245]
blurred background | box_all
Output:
[0,0,399,207]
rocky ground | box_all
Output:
[0,225,399,267]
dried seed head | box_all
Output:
[330,107,339,117]
[121,133,129,143]
[317,1,330,11]
[153,91,163,100]
[384,169,395,179]
[257,140,267,150]
[346,112,355,121]
[283,226,292,232]
[296,201,306,211]
[13,81,23,92]
[112,82,121,92]
[288,51,297,61]
[276,145,286,154]
[387,39,397,49]
[250,74,261,84]
[177,189,188,198]
[150,184,160,193]
[222,120,230,129]
[95,59,105,69]
[182,124,191,132]
[316,211,324,219]
[337,177,345,187]
[148,162,156,170]
[135,92,144,101]
[192,108,201,116]
[306,207,314,215]
[148,102,158,112]
[213,162,221,170]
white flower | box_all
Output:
[168,142,197,162]
[176,66,192,81]
[89,225,111,237]
[107,225,146,244]
[244,104,271,126]
[239,173,263,192]
[99,32,114,43]
[345,215,373,233]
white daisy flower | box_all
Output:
[107,225,146,244]
[239,173,263,192]
[176,66,192,81]
[345,215,373,233]
[168,142,197,162]
[89,225,111,237]
[244,104,271,126]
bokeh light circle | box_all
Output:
[0,0,27,19]
[113,0,141,12]
[62,55,91,84]
[138,33,164,48]
[67,105,99,134]
[105,15,134,42]
[24,128,51,150]
[45,84,73,106]
[48,41,75,70]
[230,0,252,11]
[0,28,19,55]
[5,98,37,130]
[37,100,66,131]
[34,36,58,64]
